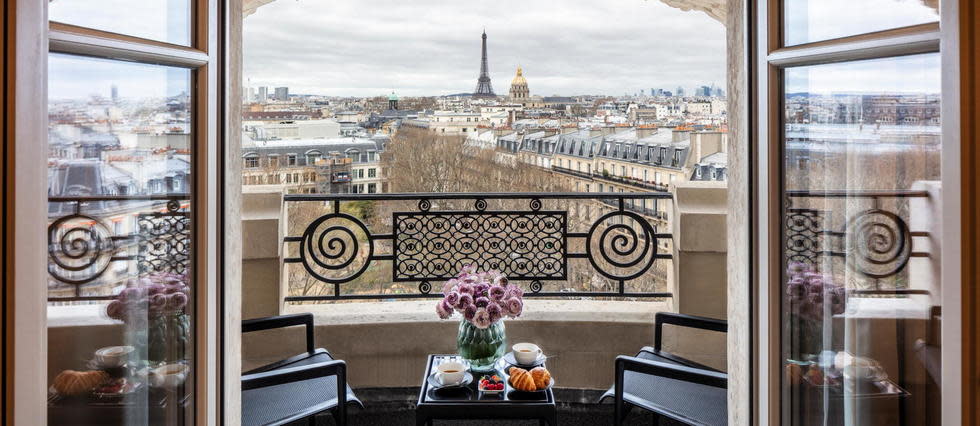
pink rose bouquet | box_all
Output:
[436,266,522,329]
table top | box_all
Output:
[417,354,555,407]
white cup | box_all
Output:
[512,343,542,365]
[95,345,135,368]
[436,361,466,386]
[150,363,189,389]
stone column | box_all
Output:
[241,190,285,319]
[672,181,729,319]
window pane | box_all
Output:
[783,0,939,46]
[47,54,193,425]
[49,0,191,46]
[781,54,941,425]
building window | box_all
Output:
[269,155,280,168]
[287,154,297,166]
[585,184,590,192]
[368,168,376,178]
[244,155,259,168]
[368,183,377,193]
[357,169,364,178]
[307,152,321,164]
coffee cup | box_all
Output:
[436,361,466,386]
[512,343,542,365]
[95,345,135,368]
[150,363,189,389]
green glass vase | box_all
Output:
[456,320,506,372]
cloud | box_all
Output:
[243,0,727,97]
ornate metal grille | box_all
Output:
[784,190,928,285]
[284,193,672,301]
[46,195,190,302]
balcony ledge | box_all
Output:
[282,299,672,326]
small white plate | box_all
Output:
[427,371,474,390]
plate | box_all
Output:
[427,371,474,390]
[508,377,555,394]
[502,351,547,368]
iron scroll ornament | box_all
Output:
[298,212,374,284]
[47,213,118,285]
[845,208,912,279]
[585,210,658,281]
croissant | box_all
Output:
[530,367,551,389]
[53,370,109,396]
[508,367,536,392]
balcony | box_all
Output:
[44,181,940,424]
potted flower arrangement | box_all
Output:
[436,265,523,372]
[785,262,847,360]
[106,273,190,363]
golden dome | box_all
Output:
[511,66,527,86]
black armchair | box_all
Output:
[241,313,362,426]
[600,312,728,426]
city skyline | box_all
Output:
[243,0,727,97]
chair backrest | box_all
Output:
[242,313,315,354]
[654,312,727,352]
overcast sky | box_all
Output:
[243,0,727,97]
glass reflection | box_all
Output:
[781,54,942,425]
[47,54,193,425]
[49,0,191,46]
[784,0,939,46]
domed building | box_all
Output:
[509,66,530,101]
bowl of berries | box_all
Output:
[478,374,505,394]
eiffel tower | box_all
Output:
[472,30,496,99]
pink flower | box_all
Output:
[458,283,474,295]
[458,293,474,309]
[472,308,493,329]
[475,296,490,308]
[463,304,478,321]
[106,300,125,320]
[489,285,506,301]
[504,297,523,318]
[474,283,490,297]
[460,264,477,275]
[446,291,461,307]
[442,279,458,296]
[436,299,453,319]
[149,293,168,314]
[487,302,503,322]
[167,292,189,311]
[506,285,524,299]
[493,275,509,287]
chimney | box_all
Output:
[636,126,657,139]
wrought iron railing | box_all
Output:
[784,189,930,289]
[47,195,191,302]
[283,192,673,302]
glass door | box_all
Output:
[42,0,221,424]
[757,0,951,424]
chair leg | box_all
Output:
[331,408,346,426]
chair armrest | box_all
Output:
[242,359,346,390]
[243,313,315,354]
[615,355,727,389]
[654,312,727,352]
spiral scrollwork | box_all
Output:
[166,199,181,213]
[418,199,432,212]
[845,209,911,279]
[419,281,432,294]
[529,198,542,211]
[529,280,543,293]
[586,211,657,281]
[47,214,116,285]
[474,198,488,211]
[300,212,373,283]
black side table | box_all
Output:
[415,354,558,426]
